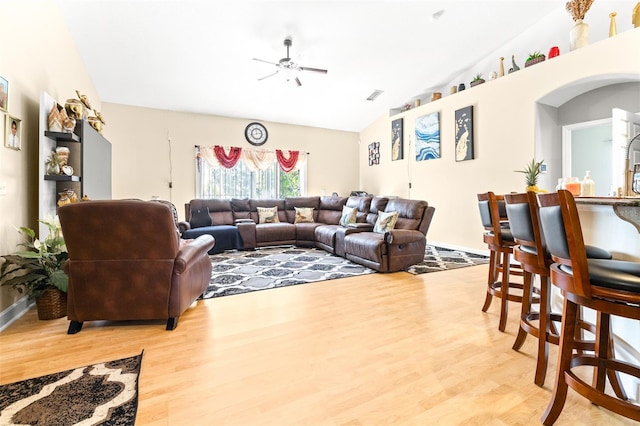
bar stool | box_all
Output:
[477,192,526,331]
[538,190,640,424]
[504,191,614,387]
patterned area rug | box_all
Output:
[204,245,489,299]
[0,352,143,426]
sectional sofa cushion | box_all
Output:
[190,207,212,228]
[294,207,314,223]
[339,206,357,226]
[373,211,399,233]
[257,206,280,224]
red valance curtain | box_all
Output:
[214,145,242,168]
[276,149,299,172]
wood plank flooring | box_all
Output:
[1,265,637,425]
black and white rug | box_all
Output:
[204,245,489,299]
[0,352,143,426]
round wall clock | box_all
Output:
[244,122,268,146]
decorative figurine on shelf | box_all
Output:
[609,12,617,36]
[48,104,62,132]
[548,46,560,58]
[65,98,84,120]
[490,71,498,80]
[508,54,520,73]
[499,57,505,77]
[566,0,594,50]
[60,107,76,133]
[75,90,92,111]
[634,2,640,28]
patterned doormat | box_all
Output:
[204,245,489,299]
[0,352,143,426]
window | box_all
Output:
[196,148,306,199]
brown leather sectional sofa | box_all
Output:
[180,195,435,273]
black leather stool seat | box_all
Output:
[560,259,640,293]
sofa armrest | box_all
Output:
[174,235,215,273]
[236,221,257,249]
[384,229,425,245]
[347,223,374,231]
[178,221,191,233]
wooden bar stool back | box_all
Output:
[477,191,525,331]
[538,190,640,425]
[504,191,558,386]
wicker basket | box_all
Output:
[525,56,546,67]
[35,288,68,320]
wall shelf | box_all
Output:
[44,174,81,182]
[44,130,80,143]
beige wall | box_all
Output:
[100,103,359,221]
[359,29,640,253]
[0,1,102,312]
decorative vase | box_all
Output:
[525,55,545,67]
[35,288,67,320]
[570,19,589,50]
[457,83,466,92]
[499,57,505,77]
[609,12,617,37]
[548,46,560,58]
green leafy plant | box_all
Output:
[472,73,484,82]
[0,217,68,299]
[515,158,544,190]
[526,51,545,61]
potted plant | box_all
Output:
[0,217,69,320]
[470,73,485,87]
[525,51,546,67]
[515,158,545,192]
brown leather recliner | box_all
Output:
[58,199,215,334]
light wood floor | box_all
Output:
[1,265,637,425]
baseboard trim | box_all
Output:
[0,296,34,332]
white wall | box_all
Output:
[0,1,102,315]
[101,103,360,221]
[359,29,640,253]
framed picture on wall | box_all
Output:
[455,105,474,161]
[415,112,440,161]
[5,115,21,150]
[0,75,8,113]
[391,118,403,161]
[368,141,380,166]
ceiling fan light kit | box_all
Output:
[253,37,328,87]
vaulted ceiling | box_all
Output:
[56,1,609,132]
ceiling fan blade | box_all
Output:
[300,66,328,74]
[258,71,279,81]
[295,77,302,87]
[253,58,277,66]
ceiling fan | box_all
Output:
[253,37,328,87]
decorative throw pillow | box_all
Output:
[190,207,212,228]
[294,207,314,224]
[339,206,357,227]
[257,206,280,224]
[373,211,399,234]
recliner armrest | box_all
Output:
[178,221,191,233]
[384,229,425,244]
[174,235,215,273]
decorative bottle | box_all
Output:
[581,171,595,196]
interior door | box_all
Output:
[612,108,640,194]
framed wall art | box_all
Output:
[0,75,7,112]
[455,106,474,161]
[415,112,440,161]
[5,115,21,150]
[368,141,380,166]
[391,118,403,161]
